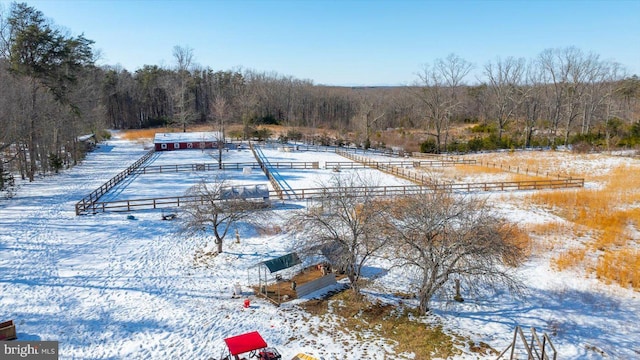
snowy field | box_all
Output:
[102,144,416,202]
[1,134,639,359]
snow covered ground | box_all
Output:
[1,134,638,359]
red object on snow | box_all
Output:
[244,299,251,308]
[224,331,268,356]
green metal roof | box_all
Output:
[261,253,301,273]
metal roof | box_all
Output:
[258,252,301,273]
[153,131,222,144]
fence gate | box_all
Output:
[496,326,557,360]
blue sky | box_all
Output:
[2,0,639,85]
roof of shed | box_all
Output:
[257,252,301,273]
[153,131,222,144]
[220,184,270,200]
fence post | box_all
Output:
[509,327,519,359]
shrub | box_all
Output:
[285,129,303,141]
[618,121,640,147]
[470,123,497,134]
[467,137,484,152]
[98,130,112,140]
[571,142,592,154]
[48,153,64,174]
[420,138,438,153]
[255,114,279,125]
[447,139,468,153]
[253,127,273,141]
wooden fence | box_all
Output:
[76,145,585,215]
[497,326,557,360]
[475,160,577,179]
[135,161,320,174]
[295,274,338,298]
[75,149,155,215]
[325,159,475,169]
[338,149,476,186]
[76,178,584,214]
[339,149,581,184]
[250,143,286,200]
[137,159,473,175]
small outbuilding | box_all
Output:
[221,184,270,202]
[249,253,302,303]
[77,133,97,151]
[153,131,223,151]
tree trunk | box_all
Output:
[418,291,431,315]
[28,80,38,182]
[215,239,222,254]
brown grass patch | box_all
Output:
[469,341,497,356]
[527,221,572,237]
[452,164,504,175]
[553,248,587,271]
[526,162,640,289]
[505,225,533,265]
[525,221,577,254]
[120,128,165,140]
[256,224,283,236]
[300,291,470,359]
[595,249,640,288]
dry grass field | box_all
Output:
[465,151,640,290]
[376,148,638,290]
[119,128,164,140]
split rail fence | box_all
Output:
[76,146,585,215]
[75,149,154,215]
[250,143,286,200]
[135,161,321,174]
[338,149,583,187]
[76,178,584,214]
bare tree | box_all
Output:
[580,60,626,150]
[211,95,227,168]
[484,57,527,140]
[354,92,385,149]
[172,45,195,132]
[537,47,602,145]
[181,178,268,254]
[0,60,17,194]
[415,54,473,153]
[292,173,391,295]
[387,192,525,315]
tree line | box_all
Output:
[1,2,640,194]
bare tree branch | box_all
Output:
[181,178,269,254]
[291,173,391,295]
[387,192,526,314]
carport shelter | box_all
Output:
[250,253,301,302]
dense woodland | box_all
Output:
[1,2,640,193]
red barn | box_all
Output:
[154,131,223,151]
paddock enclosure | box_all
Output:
[75,140,584,215]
